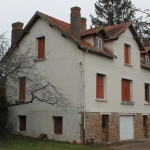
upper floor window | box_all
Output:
[19,77,26,100]
[95,37,102,50]
[145,55,149,66]
[124,44,131,64]
[37,37,45,59]
[96,74,105,99]
[122,79,131,102]
[145,83,150,103]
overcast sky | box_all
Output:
[0,0,150,41]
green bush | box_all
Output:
[0,93,8,138]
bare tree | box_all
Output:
[0,33,70,110]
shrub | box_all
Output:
[0,93,8,138]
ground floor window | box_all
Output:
[18,116,26,131]
[53,117,62,134]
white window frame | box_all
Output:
[95,37,102,50]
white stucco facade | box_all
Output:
[7,14,150,143]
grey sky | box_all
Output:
[0,0,150,41]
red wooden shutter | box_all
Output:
[126,80,130,101]
[96,74,104,99]
[122,79,130,101]
[124,45,129,64]
[19,78,26,100]
[122,79,126,100]
[54,117,62,134]
[38,37,45,59]
[20,116,26,131]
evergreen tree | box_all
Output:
[90,0,150,39]
[90,0,136,26]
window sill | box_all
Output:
[124,63,132,67]
[121,101,134,105]
[33,58,46,62]
[17,130,26,132]
[95,99,107,102]
[52,134,63,136]
[15,100,25,104]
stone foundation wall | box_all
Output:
[80,112,150,145]
[147,115,150,138]
[134,114,143,139]
[108,113,120,143]
[85,112,102,144]
[84,112,120,144]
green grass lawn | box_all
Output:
[0,134,113,150]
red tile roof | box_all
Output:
[12,11,142,58]
[39,12,115,58]
[104,22,130,39]
[40,12,70,33]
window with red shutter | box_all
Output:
[19,116,26,131]
[96,74,104,99]
[19,77,26,100]
[122,79,131,101]
[145,84,150,103]
[37,37,45,59]
[53,117,62,134]
[124,44,130,64]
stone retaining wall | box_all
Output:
[134,114,143,139]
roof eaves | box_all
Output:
[129,23,145,51]
[78,45,116,59]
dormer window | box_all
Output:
[145,55,149,66]
[95,37,102,50]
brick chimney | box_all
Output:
[81,17,87,31]
[70,6,81,39]
[11,22,24,45]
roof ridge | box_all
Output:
[39,12,70,25]
[105,22,130,29]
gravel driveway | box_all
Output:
[111,139,150,150]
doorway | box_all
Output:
[143,115,148,138]
[102,115,108,141]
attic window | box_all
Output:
[95,37,102,50]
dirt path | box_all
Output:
[111,139,150,150]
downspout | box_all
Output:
[82,49,88,145]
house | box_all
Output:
[6,6,150,144]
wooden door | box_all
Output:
[143,116,148,138]
[102,115,108,141]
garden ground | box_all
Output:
[0,134,112,150]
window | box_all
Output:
[53,117,62,134]
[122,79,131,101]
[124,44,130,64]
[145,83,150,103]
[145,55,149,66]
[37,37,45,59]
[96,74,105,99]
[19,77,26,100]
[19,116,26,131]
[95,37,102,50]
